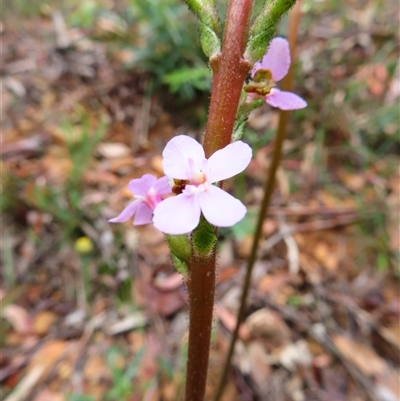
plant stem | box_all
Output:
[203,0,253,158]
[184,1,254,400]
[185,250,217,401]
[213,2,303,400]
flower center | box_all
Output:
[170,158,209,195]
[186,157,208,186]
[244,68,276,96]
[192,171,206,185]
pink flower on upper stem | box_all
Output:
[153,135,252,235]
[109,174,171,226]
[246,37,307,110]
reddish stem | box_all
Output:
[184,1,254,400]
[203,0,253,158]
[185,250,217,401]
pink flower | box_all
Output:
[153,135,252,235]
[246,37,307,110]
[109,174,171,226]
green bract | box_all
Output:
[166,234,191,275]
[244,0,297,64]
[191,217,217,258]
[184,0,221,59]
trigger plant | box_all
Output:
[109,0,305,400]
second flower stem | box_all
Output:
[213,2,303,400]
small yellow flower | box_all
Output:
[74,236,94,254]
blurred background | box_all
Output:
[1,0,399,400]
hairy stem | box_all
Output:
[184,1,254,400]
[185,249,217,401]
[203,0,253,158]
[214,2,303,400]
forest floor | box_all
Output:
[1,1,399,400]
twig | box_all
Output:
[267,205,358,216]
[279,219,300,275]
[52,11,71,49]
[3,366,46,401]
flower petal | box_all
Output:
[206,141,252,183]
[109,199,141,223]
[128,174,156,196]
[162,135,205,180]
[153,176,172,195]
[133,202,153,225]
[153,194,201,234]
[266,89,307,110]
[260,37,291,82]
[199,186,247,227]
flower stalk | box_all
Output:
[185,239,217,401]
[184,1,254,400]
[203,0,254,158]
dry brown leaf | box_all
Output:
[28,340,68,377]
[138,334,160,382]
[367,64,389,97]
[256,271,290,295]
[216,266,240,284]
[153,273,184,291]
[57,353,78,381]
[161,378,181,401]
[4,366,45,401]
[107,156,137,173]
[97,142,131,158]
[236,234,253,258]
[215,304,251,341]
[106,313,147,335]
[33,311,58,336]
[245,309,291,346]
[3,304,32,335]
[375,324,400,363]
[145,284,187,317]
[84,355,111,384]
[127,331,146,354]
[313,241,339,271]
[32,389,65,401]
[315,190,356,209]
[387,171,400,253]
[83,170,119,186]
[5,341,70,401]
[142,386,160,401]
[277,340,313,371]
[262,218,277,236]
[40,146,73,182]
[337,170,366,191]
[150,154,164,175]
[312,353,332,368]
[217,239,235,268]
[247,341,271,391]
[333,335,400,398]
